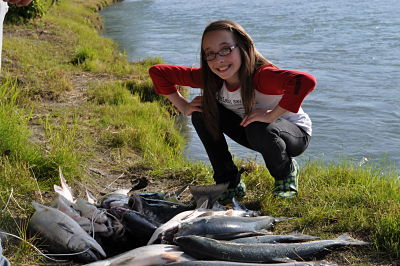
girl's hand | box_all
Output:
[240,109,277,127]
[184,96,203,115]
[241,105,289,127]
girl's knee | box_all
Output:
[245,122,277,148]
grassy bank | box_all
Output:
[0,0,398,264]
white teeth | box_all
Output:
[218,65,229,71]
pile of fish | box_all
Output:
[28,168,370,265]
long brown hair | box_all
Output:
[200,20,277,138]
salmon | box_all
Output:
[175,234,369,263]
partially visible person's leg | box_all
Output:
[191,103,256,187]
[191,109,240,188]
[244,118,310,197]
[192,104,252,203]
[0,1,9,70]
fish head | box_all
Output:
[75,198,108,223]
[67,234,107,262]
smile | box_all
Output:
[216,65,231,72]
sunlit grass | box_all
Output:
[242,158,400,257]
[88,81,186,169]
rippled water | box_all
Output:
[100,0,400,169]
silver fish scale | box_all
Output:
[174,215,282,240]
[175,235,369,263]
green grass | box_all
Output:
[89,80,187,169]
[242,159,400,258]
[0,78,38,162]
[0,0,398,264]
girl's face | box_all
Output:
[202,30,241,87]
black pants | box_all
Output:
[191,103,311,187]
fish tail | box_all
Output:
[86,189,97,204]
[54,167,74,203]
[189,183,229,208]
[336,233,370,245]
[274,217,297,223]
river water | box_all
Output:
[100,0,400,170]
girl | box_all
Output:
[149,20,316,200]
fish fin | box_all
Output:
[86,189,97,205]
[274,216,297,223]
[189,183,229,208]
[54,167,74,203]
[231,197,247,211]
[336,233,370,245]
[147,223,162,245]
[174,184,189,198]
[197,199,209,209]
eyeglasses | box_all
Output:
[204,45,237,61]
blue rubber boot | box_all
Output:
[218,180,246,205]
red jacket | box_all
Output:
[149,64,316,113]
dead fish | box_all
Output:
[148,203,258,245]
[29,202,106,262]
[147,207,210,245]
[175,234,369,263]
[74,198,108,224]
[139,197,192,224]
[127,193,144,213]
[52,195,87,223]
[52,195,108,234]
[136,184,187,202]
[230,233,320,244]
[167,260,338,265]
[83,244,195,266]
[189,183,229,209]
[109,206,160,246]
[100,193,130,209]
[173,215,293,240]
[136,192,167,200]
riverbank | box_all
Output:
[0,0,399,265]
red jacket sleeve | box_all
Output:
[254,66,316,113]
[148,64,202,95]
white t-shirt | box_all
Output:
[217,82,312,135]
